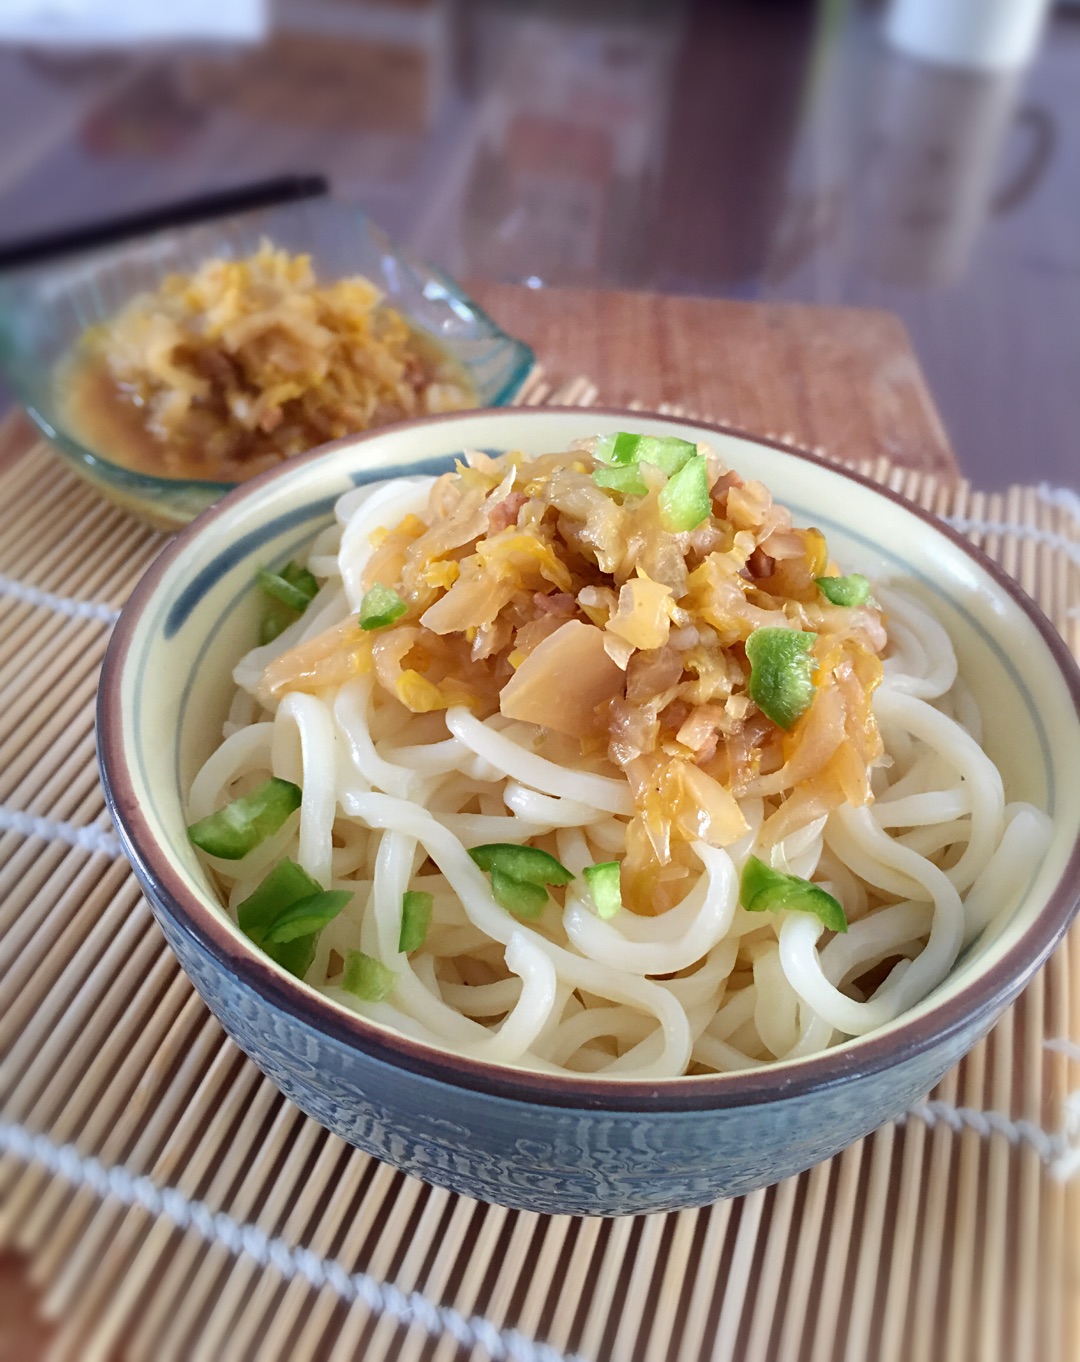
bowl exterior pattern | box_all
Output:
[148,887,986,1216]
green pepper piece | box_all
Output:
[258,563,319,613]
[658,455,711,532]
[583,861,622,919]
[490,866,550,918]
[342,950,397,1002]
[236,858,322,944]
[592,463,648,498]
[745,627,818,730]
[634,436,698,475]
[259,600,296,645]
[359,582,408,631]
[740,855,847,933]
[468,844,575,886]
[815,573,873,608]
[258,560,319,643]
[263,890,352,944]
[235,858,328,979]
[187,777,302,860]
[594,431,645,465]
[268,933,321,980]
[594,432,697,472]
[399,890,433,953]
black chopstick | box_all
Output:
[0,174,331,272]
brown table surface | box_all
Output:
[0,287,956,1362]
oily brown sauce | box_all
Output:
[61,326,477,484]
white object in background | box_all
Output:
[884,0,1052,70]
[0,0,267,45]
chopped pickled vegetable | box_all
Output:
[399,890,433,953]
[490,866,549,918]
[816,573,873,608]
[263,890,351,943]
[187,777,301,859]
[740,854,847,933]
[745,627,818,730]
[658,455,710,532]
[468,844,574,886]
[342,950,397,1001]
[583,861,622,918]
[359,583,408,631]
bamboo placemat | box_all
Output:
[1,376,1079,1362]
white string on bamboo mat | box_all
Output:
[941,515,1080,569]
[903,1099,1080,1179]
[0,571,120,624]
[0,805,121,858]
[1037,483,1080,524]
[0,1122,581,1362]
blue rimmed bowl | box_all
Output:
[97,408,1080,1215]
[0,200,533,531]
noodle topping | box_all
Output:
[257,434,887,915]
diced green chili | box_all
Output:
[594,431,644,465]
[258,563,319,613]
[235,857,329,979]
[594,431,698,474]
[259,601,296,645]
[740,855,847,933]
[359,582,408,631]
[592,463,648,498]
[583,861,623,919]
[187,777,301,860]
[342,950,397,1002]
[236,858,322,943]
[399,890,433,953]
[658,455,711,532]
[815,573,873,608]
[263,890,352,944]
[490,866,550,919]
[258,560,319,642]
[634,435,698,475]
[468,844,575,886]
[745,627,818,730]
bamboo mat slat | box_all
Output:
[0,383,1078,1362]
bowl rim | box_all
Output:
[98,406,1080,1112]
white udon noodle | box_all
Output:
[189,477,1053,1079]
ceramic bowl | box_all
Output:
[97,409,1080,1216]
[0,199,533,531]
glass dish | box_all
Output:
[0,199,534,530]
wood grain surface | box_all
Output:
[470,284,959,479]
[0,292,955,1360]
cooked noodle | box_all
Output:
[188,440,1051,1077]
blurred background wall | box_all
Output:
[0,0,1076,486]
